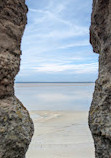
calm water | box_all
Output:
[15,83,95,111]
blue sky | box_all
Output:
[16,0,99,82]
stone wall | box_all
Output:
[0,0,34,157]
[89,0,111,157]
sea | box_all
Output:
[15,83,95,111]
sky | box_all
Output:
[15,0,99,82]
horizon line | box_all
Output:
[15,81,95,83]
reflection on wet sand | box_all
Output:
[15,83,94,111]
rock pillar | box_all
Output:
[89,0,111,157]
[0,0,34,157]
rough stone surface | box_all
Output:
[0,0,34,157]
[89,0,111,157]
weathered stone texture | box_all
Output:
[89,0,111,157]
[0,0,34,157]
[0,97,34,158]
[0,0,28,98]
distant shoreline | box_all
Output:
[15,82,94,83]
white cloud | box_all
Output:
[32,62,98,74]
[17,0,98,82]
[58,40,89,49]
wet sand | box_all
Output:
[26,111,94,158]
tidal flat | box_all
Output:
[27,111,94,158]
[15,83,95,158]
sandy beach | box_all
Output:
[26,111,94,158]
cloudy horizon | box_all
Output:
[15,0,99,82]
